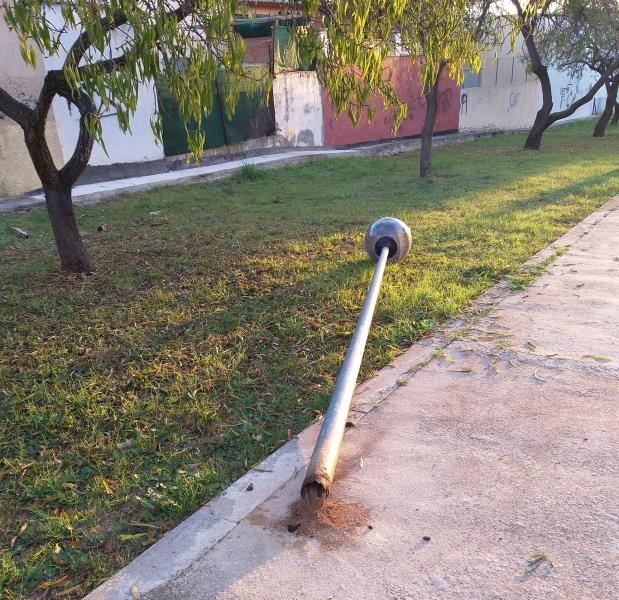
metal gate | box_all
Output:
[156,72,275,157]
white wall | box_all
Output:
[458,34,543,133]
[545,67,606,120]
[48,82,164,166]
[273,71,323,146]
[44,9,164,166]
[460,80,539,132]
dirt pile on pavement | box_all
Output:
[284,499,372,548]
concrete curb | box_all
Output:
[0,128,517,215]
[84,195,619,600]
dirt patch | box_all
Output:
[282,498,372,549]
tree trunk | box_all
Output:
[515,1,619,150]
[612,101,619,125]
[45,183,93,273]
[524,115,547,150]
[20,82,95,273]
[524,64,553,150]
[419,67,443,178]
[593,83,618,137]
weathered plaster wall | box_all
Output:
[272,71,323,146]
[44,8,164,167]
[0,11,64,196]
[321,57,460,146]
[458,37,541,133]
[459,80,540,132]
[546,67,606,121]
[458,31,606,133]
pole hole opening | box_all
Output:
[375,236,397,259]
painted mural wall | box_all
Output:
[0,10,64,196]
[322,57,460,146]
[273,71,324,146]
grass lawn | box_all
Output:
[1,120,618,598]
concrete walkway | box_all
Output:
[0,149,352,213]
[87,197,619,600]
[0,129,506,214]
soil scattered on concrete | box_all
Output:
[283,499,372,548]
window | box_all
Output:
[462,68,482,88]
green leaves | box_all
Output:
[295,1,499,132]
[1,0,269,159]
[535,0,619,79]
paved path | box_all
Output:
[88,198,619,600]
[0,149,354,213]
[0,130,503,214]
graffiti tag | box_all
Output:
[460,93,468,114]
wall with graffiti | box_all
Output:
[321,57,460,146]
[458,48,540,133]
[546,67,606,121]
[459,80,539,132]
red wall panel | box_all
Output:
[243,37,272,65]
[322,57,460,146]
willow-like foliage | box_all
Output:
[2,0,268,158]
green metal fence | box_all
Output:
[156,72,275,157]
[273,25,315,73]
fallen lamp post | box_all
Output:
[301,217,412,507]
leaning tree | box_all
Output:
[0,0,263,273]
[509,0,619,149]
[538,0,619,138]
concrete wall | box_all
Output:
[458,31,606,133]
[321,57,460,146]
[0,10,64,196]
[44,8,164,167]
[48,82,164,167]
[459,41,540,133]
[546,67,606,120]
[459,80,539,132]
[272,71,323,146]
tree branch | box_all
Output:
[65,9,128,67]
[58,89,96,186]
[549,59,619,124]
[0,85,34,127]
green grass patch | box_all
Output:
[238,162,268,181]
[1,120,618,598]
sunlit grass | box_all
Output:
[1,119,618,598]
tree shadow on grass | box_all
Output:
[1,128,618,598]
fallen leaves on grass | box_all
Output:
[533,369,546,382]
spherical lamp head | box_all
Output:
[364,217,412,263]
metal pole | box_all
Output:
[301,245,390,507]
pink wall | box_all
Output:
[322,57,460,146]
